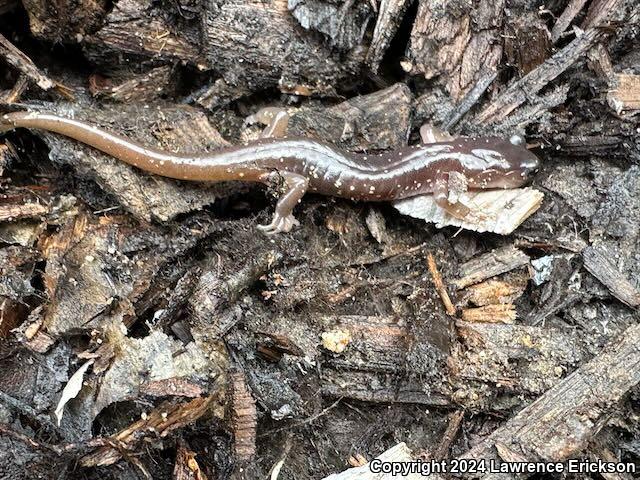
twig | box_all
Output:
[426,253,456,316]
[259,397,343,438]
[0,32,54,90]
[551,0,589,42]
[477,28,604,123]
[0,74,28,103]
[431,410,464,461]
[444,70,497,130]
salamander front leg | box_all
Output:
[433,172,471,219]
[257,172,309,235]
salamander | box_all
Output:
[0,111,540,235]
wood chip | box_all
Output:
[458,322,640,466]
[366,0,412,72]
[583,246,640,307]
[405,0,505,100]
[174,440,208,480]
[426,253,456,316]
[391,322,640,480]
[460,304,517,324]
[429,410,464,461]
[0,74,29,104]
[459,275,528,306]
[0,202,48,222]
[454,245,530,289]
[607,74,640,114]
[0,298,27,338]
[551,0,589,43]
[504,12,551,75]
[477,28,605,123]
[140,378,204,399]
[393,188,543,235]
[0,32,55,90]
[80,395,217,467]
[89,66,174,103]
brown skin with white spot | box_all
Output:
[1,111,540,234]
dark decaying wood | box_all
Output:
[331,322,640,479]
[0,32,54,90]
[477,28,606,124]
[551,0,589,43]
[88,66,175,103]
[582,246,640,307]
[454,245,530,289]
[21,0,107,40]
[366,0,412,72]
[457,322,640,474]
[404,0,505,101]
[0,0,639,478]
[0,0,16,15]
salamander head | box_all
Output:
[458,137,540,190]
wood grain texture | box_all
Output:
[405,0,505,100]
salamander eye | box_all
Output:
[510,134,525,146]
[520,157,540,172]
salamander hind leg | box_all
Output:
[257,171,308,235]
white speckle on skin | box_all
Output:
[350,185,355,191]
[239,172,245,177]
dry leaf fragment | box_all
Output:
[54,359,94,426]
